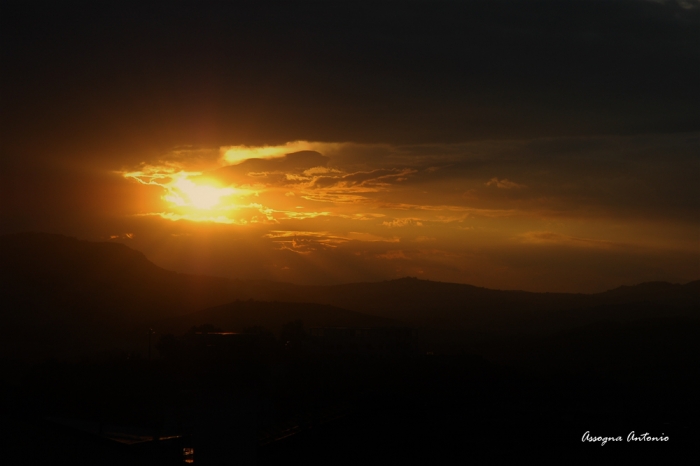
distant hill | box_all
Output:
[227,276,700,335]
[0,232,240,325]
[0,233,248,360]
[0,233,402,360]
[1,232,697,360]
[157,300,400,336]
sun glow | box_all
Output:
[165,174,238,210]
[123,168,259,222]
[120,141,410,226]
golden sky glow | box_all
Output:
[105,137,700,292]
[0,135,690,293]
[121,142,408,226]
[3,2,697,294]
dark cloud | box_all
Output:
[2,1,698,160]
[355,133,699,221]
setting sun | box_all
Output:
[122,168,261,223]
[166,175,236,210]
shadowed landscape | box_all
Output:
[1,233,697,463]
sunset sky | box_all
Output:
[2,1,698,292]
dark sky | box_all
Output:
[2,1,698,291]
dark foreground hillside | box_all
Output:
[2,321,698,464]
[0,233,698,462]
[157,300,401,336]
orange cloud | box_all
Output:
[517,231,616,249]
[485,177,526,189]
[382,218,424,228]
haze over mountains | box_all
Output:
[1,232,697,360]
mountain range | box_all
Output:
[1,232,697,360]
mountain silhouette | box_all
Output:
[227,276,699,336]
[0,232,239,325]
[0,233,248,359]
[0,233,402,359]
[158,300,401,336]
[1,232,697,360]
